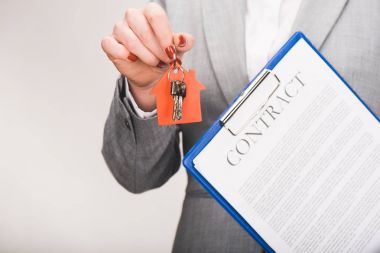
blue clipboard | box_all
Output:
[182,32,380,253]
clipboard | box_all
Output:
[182,32,380,253]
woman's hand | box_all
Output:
[101,3,194,111]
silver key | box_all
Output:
[170,80,186,120]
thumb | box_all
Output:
[173,33,195,60]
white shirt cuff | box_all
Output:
[124,77,157,119]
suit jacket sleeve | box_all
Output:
[102,76,181,193]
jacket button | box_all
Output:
[124,120,131,130]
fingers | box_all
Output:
[101,35,135,62]
[101,35,159,85]
[143,3,174,60]
[102,3,195,70]
[173,33,195,59]
[112,20,160,67]
[125,8,169,63]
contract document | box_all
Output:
[184,33,380,253]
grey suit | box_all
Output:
[102,0,380,252]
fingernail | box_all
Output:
[178,35,186,47]
[165,45,175,59]
[156,61,168,68]
[127,52,138,62]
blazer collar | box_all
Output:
[290,0,349,49]
[201,0,348,103]
[201,0,248,104]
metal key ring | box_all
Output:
[167,64,185,82]
[167,47,185,82]
[172,50,177,69]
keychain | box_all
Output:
[151,48,206,126]
[169,55,186,120]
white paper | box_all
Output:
[194,39,380,253]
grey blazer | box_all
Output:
[102,0,380,252]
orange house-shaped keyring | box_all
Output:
[152,68,206,126]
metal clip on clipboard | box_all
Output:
[220,70,281,136]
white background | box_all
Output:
[0,1,187,252]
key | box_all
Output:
[170,80,186,120]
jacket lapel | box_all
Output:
[201,0,248,104]
[202,0,348,103]
[290,0,349,49]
